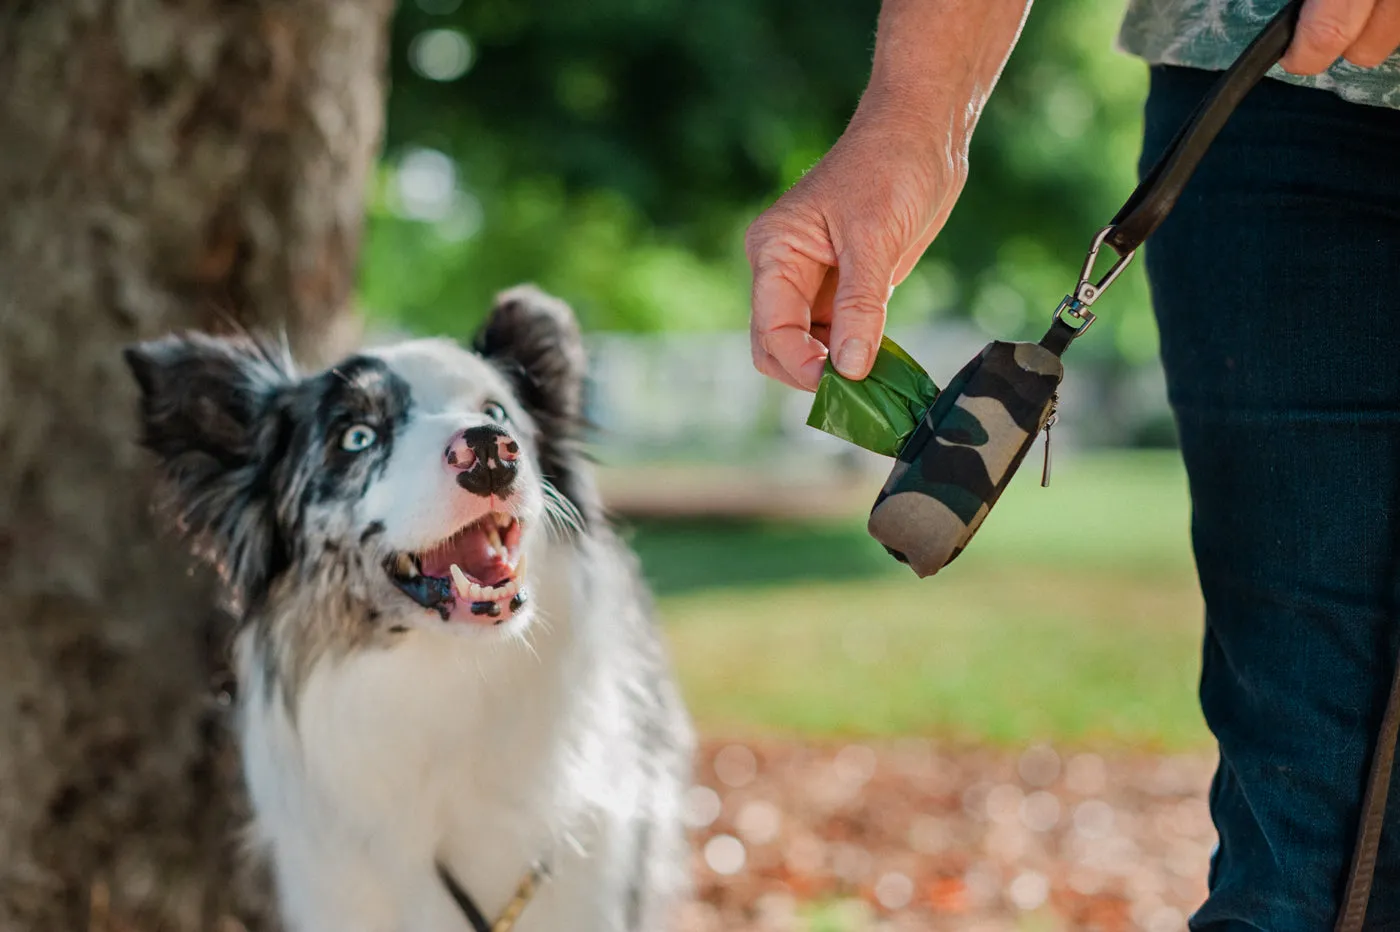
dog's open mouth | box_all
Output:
[385,513,528,625]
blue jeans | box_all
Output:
[1142,66,1400,930]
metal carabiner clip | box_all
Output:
[1052,225,1136,338]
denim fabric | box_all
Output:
[1141,65,1400,930]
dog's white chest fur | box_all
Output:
[237,553,673,932]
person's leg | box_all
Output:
[1141,66,1400,931]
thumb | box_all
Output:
[828,246,894,380]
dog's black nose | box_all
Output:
[445,425,519,497]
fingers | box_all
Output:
[746,129,949,389]
[807,265,839,337]
[753,325,829,391]
[752,346,817,392]
[747,230,835,391]
[1282,0,1377,74]
[827,243,896,380]
[1346,0,1400,65]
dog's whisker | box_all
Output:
[553,489,585,531]
[517,622,545,664]
[540,480,584,541]
[526,613,558,659]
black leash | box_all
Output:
[1039,0,1304,355]
[437,861,493,932]
[1036,1,1400,926]
[1340,658,1400,932]
[1105,1,1303,255]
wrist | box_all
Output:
[847,80,973,188]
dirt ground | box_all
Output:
[677,738,1217,932]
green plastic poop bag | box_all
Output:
[805,336,939,457]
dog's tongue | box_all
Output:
[420,523,510,585]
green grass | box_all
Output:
[631,450,1213,751]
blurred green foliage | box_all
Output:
[362,0,1156,364]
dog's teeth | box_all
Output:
[449,564,472,600]
[484,523,504,555]
[469,582,487,599]
[513,553,528,577]
[395,553,418,578]
[496,513,512,529]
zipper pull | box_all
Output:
[1041,395,1059,488]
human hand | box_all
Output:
[1282,0,1400,73]
[745,92,966,391]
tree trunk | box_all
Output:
[0,1,391,928]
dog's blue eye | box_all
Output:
[483,402,507,423]
[340,424,377,453]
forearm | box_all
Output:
[862,0,1032,145]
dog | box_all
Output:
[124,287,695,932]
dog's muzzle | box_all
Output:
[446,425,520,497]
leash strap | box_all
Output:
[1041,0,1305,353]
[1336,646,1400,932]
[1105,0,1304,255]
[437,862,492,932]
[437,859,551,932]
[1034,1,1400,924]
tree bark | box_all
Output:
[0,1,391,928]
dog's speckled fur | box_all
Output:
[125,287,694,932]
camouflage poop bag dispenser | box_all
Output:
[808,0,1305,579]
[808,329,1066,578]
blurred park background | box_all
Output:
[0,0,1218,930]
[362,1,1215,930]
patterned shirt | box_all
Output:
[1118,0,1400,110]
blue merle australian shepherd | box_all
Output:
[124,287,694,932]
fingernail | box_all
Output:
[834,339,870,378]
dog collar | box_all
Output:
[437,859,551,932]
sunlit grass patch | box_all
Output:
[661,562,1206,750]
[644,451,1209,750]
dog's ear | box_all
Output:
[473,285,600,529]
[124,331,295,612]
